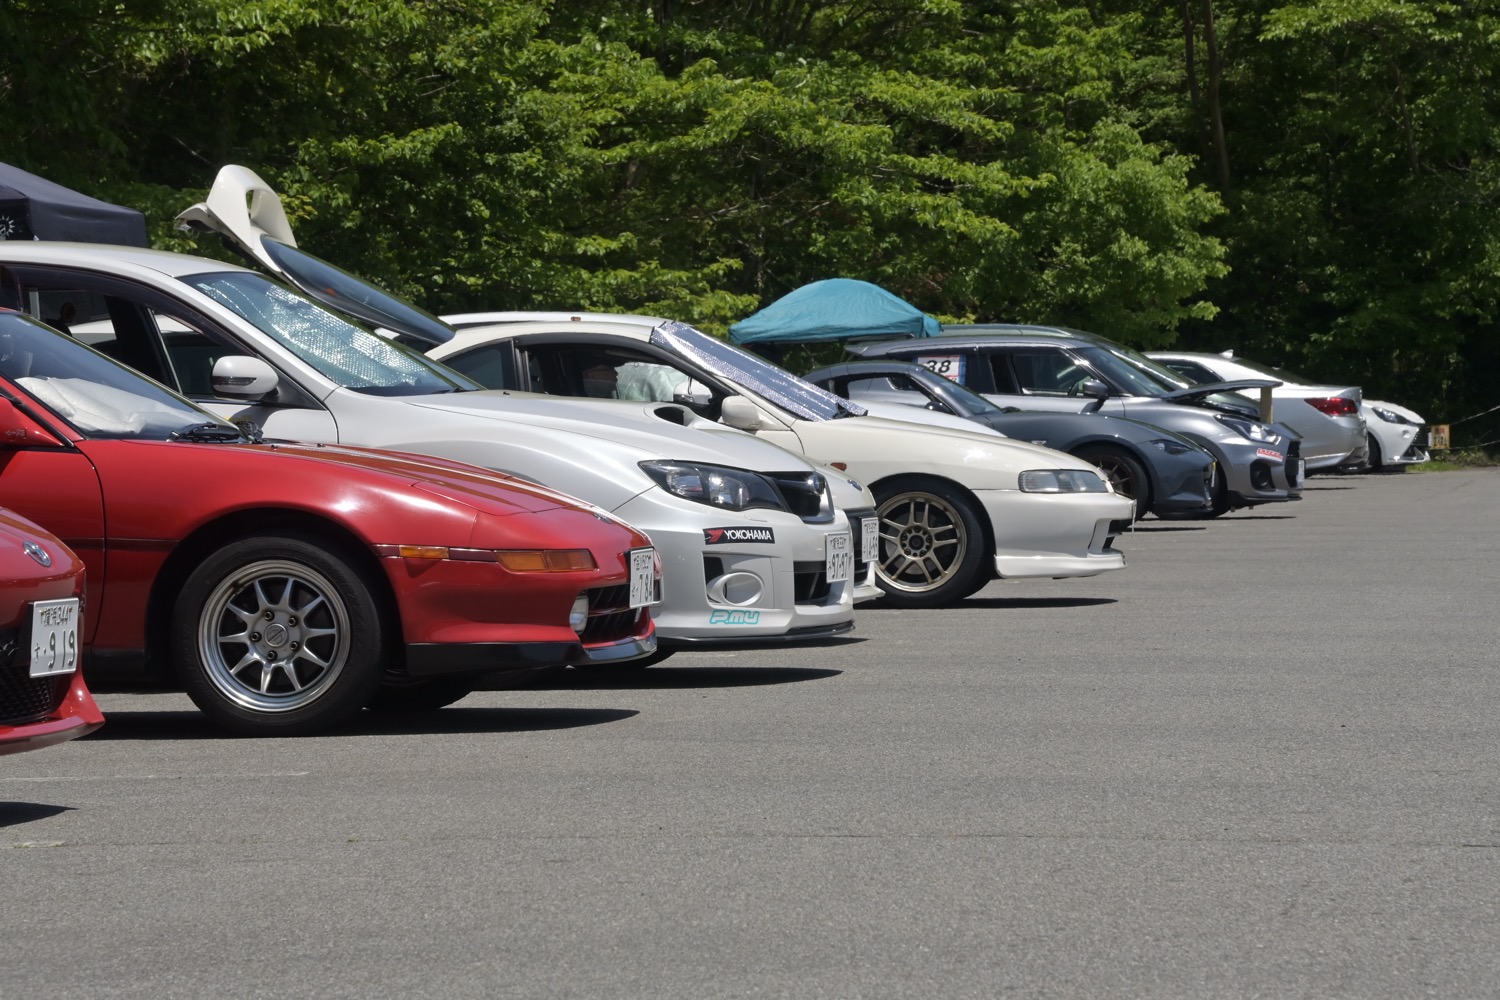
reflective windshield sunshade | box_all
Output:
[649,321,866,422]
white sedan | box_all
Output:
[428,312,1134,608]
[1147,350,1367,472]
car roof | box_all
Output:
[0,241,253,279]
[854,323,1117,352]
[438,317,666,354]
[806,359,932,379]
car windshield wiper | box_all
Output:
[171,422,246,443]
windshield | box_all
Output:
[914,367,1002,414]
[182,272,481,396]
[649,321,866,421]
[0,312,241,440]
[1075,344,1189,396]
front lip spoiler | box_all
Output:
[405,633,656,675]
[658,620,855,649]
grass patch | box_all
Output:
[1413,447,1498,471]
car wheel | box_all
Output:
[171,536,388,736]
[872,477,988,608]
[1073,446,1151,521]
[366,676,476,712]
[1365,433,1384,471]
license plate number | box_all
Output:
[860,517,878,564]
[628,548,655,608]
[826,532,852,583]
[29,598,80,678]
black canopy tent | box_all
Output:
[0,162,148,246]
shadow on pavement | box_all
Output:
[527,666,843,691]
[957,596,1116,610]
[1130,523,1209,532]
[0,802,73,828]
[79,706,640,740]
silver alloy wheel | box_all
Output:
[876,489,969,593]
[195,558,351,714]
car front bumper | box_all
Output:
[612,492,858,643]
[976,489,1131,580]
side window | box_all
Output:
[1162,359,1218,385]
[844,374,930,409]
[985,352,1021,394]
[1008,350,1086,395]
[442,344,515,390]
[19,286,169,384]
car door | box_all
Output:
[6,265,341,443]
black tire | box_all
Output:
[871,476,989,608]
[367,676,476,712]
[1365,433,1384,471]
[171,535,389,736]
[1073,446,1151,521]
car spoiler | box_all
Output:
[1161,378,1280,403]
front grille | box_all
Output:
[792,561,832,603]
[767,472,831,523]
[581,585,646,644]
[0,627,71,726]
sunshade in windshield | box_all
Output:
[649,321,866,421]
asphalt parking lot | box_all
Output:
[5,468,1499,999]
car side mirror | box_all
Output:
[211,355,279,399]
[1078,377,1110,413]
[0,397,63,448]
[720,395,762,431]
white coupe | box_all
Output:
[426,312,1134,607]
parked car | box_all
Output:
[1146,350,1367,472]
[851,325,1304,517]
[0,507,104,755]
[0,171,872,659]
[804,359,1216,520]
[425,312,1134,608]
[0,309,662,735]
[1361,399,1430,472]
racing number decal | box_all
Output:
[916,355,965,382]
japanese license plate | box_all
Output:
[826,532,852,584]
[860,516,879,564]
[29,597,80,678]
[628,548,656,608]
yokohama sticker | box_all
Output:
[1256,448,1284,461]
[703,526,775,544]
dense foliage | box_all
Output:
[2,0,1497,440]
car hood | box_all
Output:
[177,165,456,346]
[855,399,1009,436]
[405,390,820,472]
[255,441,588,517]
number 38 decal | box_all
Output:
[916,355,965,382]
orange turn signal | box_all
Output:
[397,545,451,560]
[495,549,598,572]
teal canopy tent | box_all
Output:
[729,278,941,346]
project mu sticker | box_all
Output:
[703,526,775,544]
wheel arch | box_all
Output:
[866,472,996,563]
[145,509,402,669]
[1068,439,1160,489]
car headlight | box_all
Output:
[1149,438,1198,456]
[1018,469,1109,493]
[1214,414,1284,445]
[640,460,789,512]
[1371,406,1415,425]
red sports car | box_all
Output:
[0,507,104,754]
[0,310,658,736]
